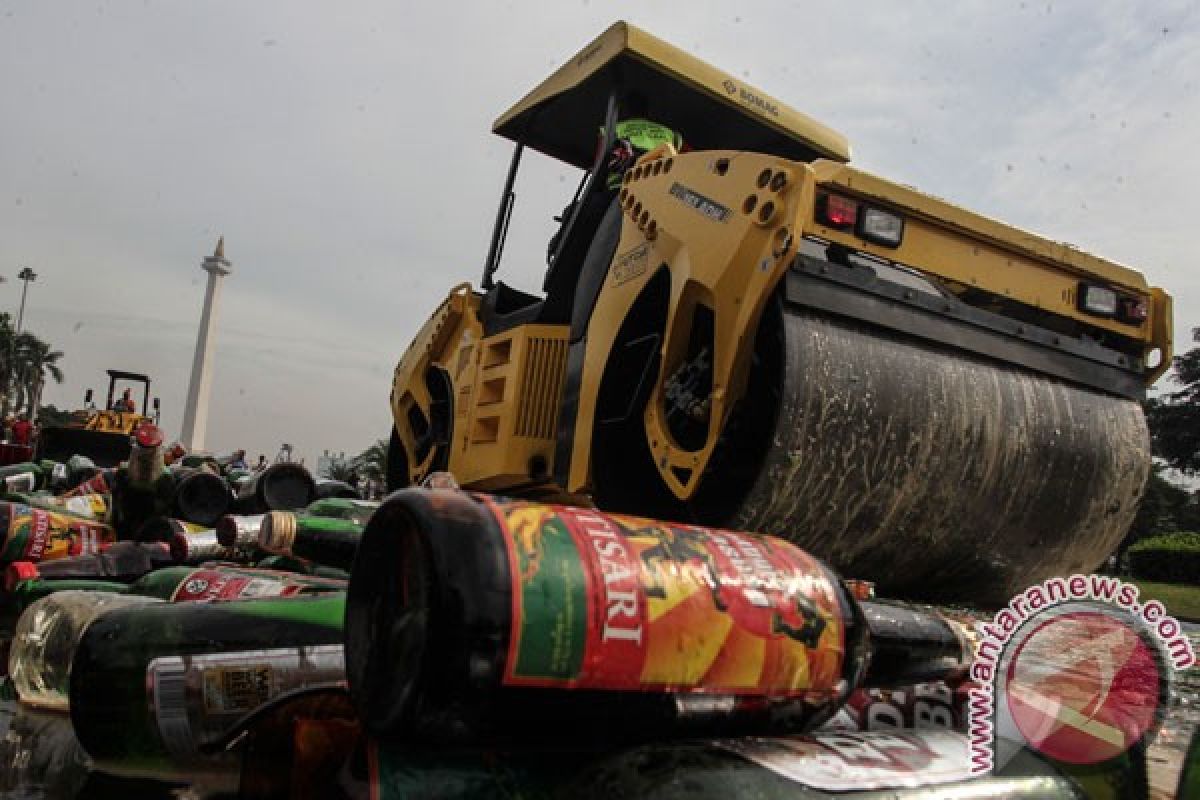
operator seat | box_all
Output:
[481,193,623,337]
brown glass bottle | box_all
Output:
[345,489,968,744]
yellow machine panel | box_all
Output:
[456,324,570,491]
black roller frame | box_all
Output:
[784,255,1147,402]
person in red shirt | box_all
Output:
[112,388,136,413]
[11,415,33,446]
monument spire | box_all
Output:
[179,236,232,451]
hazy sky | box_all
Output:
[2,1,1196,467]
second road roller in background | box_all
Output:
[385,22,1172,605]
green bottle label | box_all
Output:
[482,496,846,695]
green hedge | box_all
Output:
[1128,532,1200,585]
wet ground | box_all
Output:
[1148,623,1199,799]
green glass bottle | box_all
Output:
[224,467,252,486]
[69,593,347,778]
[15,563,344,603]
[304,496,379,526]
[0,501,117,563]
[314,478,362,500]
[110,425,176,539]
[258,511,363,570]
[64,454,100,487]
[255,553,351,581]
[180,453,222,472]
[38,458,69,491]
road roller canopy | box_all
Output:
[492,21,851,170]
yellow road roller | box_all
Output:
[387,22,1172,604]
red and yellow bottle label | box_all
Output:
[1,505,116,562]
[63,472,111,498]
[483,497,845,696]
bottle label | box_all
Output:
[168,567,343,602]
[823,682,969,733]
[3,473,36,493]
[169,567,316,602]
[2,506,115,562]
[717,730,971,791]
[147,645,345,756]
[61,493,108,521]
[63,472,110,497]
[484,497,845,696]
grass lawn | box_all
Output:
[1130,580,1200,623]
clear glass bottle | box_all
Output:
[9,590,160,709]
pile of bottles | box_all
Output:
[0,424,1160,798]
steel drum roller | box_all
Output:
[720,308,1150,605]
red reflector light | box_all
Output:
[818,194,858,229]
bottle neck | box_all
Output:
[858,601,971,688]
[261,512,362,570]
[127,444,165,486]
[14,579,130,610]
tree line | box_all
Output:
[1127,328,1200,547]
[0,312,64,420]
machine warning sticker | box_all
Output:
[612,243,650,287]
[669,182,731,222]
[719,731,971,791]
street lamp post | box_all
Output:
[16,267,37,333]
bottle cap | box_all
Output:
[6,561,40,592]
[843,579,876,602]
[259,511,297,554]
[134,423,164,449]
